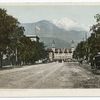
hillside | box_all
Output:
[21,20,87,48]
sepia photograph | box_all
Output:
[0,1,100,96]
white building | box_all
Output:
[47,47,75,62]
[47,40,75,62]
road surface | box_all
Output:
[0,62,100,88]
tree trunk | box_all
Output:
[0,52,3,68]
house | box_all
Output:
[26,35,40,42]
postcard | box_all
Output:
[0,2,100,97]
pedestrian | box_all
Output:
[79,58,83,65]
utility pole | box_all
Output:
[15,47,18,65]
[85,32,87,41]
[15,38,19,65]
[85,32,89,62]
[35,23,36,35]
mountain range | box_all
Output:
[21,18,87,48]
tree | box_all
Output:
[8,26,25,65]
[15,37,48,65]
[0,8,22,68]
[73,14,100,63]
[0,8,48,68]
[89,14,100,57]
[73,41,86,60]
[17,36,35,65]
[33,42,48,61]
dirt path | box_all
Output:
[0,62,99,88]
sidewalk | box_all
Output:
[79,61,92,72]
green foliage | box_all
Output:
[73,41,86,59]
[94,14,100,23]
[0,8,48,67]
[17,37,47,64]
[0,8,20,67]
[73,13,100,63]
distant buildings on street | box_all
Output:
[47,40,75,62]
[26,35,75,62]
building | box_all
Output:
[47,47,75,62]
[26,35,40,42]
[47,40,75,62]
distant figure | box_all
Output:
[79,58,83,65]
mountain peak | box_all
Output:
[37,20,51,24]
[50,17,87,31]
[22,19,87,48]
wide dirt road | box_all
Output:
[0,62,100,88]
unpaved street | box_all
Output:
[0,62,100,88]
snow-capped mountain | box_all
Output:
[51,17,87,31]
[21,19,87,48]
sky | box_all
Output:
[1,4,100,31]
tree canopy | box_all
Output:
[0,8,48,68]
[73,14,100,63]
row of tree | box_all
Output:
[73,14,100,63]
[0,8,48,68]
